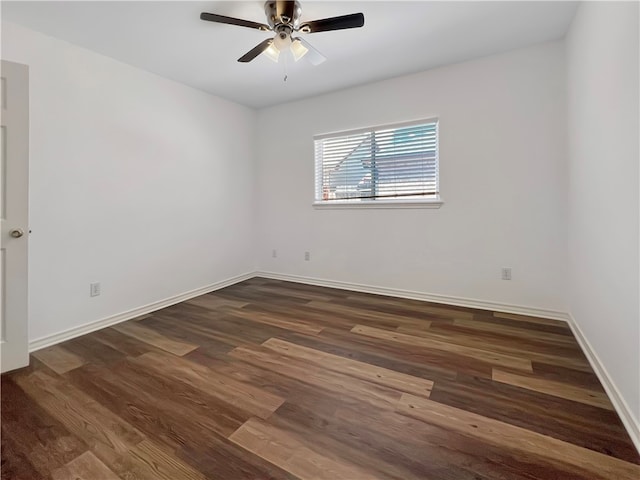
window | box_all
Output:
[314,119,440,207]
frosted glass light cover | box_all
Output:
[291,39,309,62]
[263,43,280,62]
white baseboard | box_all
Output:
[28,271,255,352]
[566,313,640,454]
[256,271,569,322]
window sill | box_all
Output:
[312,199,443,210]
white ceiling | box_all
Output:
[2,1,578,109]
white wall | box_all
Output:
[566,1,639,437]
[256,41,567,314]
[1,22,257,343]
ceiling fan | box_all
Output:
[200,1,365,65]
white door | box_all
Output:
[0,60,29,373]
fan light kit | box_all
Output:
[200,1,365,66]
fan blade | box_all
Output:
[299,13,364,33]
[200,12,270,31]
[294,38,326,66]
[238,38,274,63]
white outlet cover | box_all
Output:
[90,282,101,296]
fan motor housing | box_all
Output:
[264,1,302,29]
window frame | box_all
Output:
[312,118,443,209]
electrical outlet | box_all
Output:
[272,249,277,258]
[304,251,310,261]
[90,282,101,297]
[501,268,512,281]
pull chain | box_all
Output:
[282,50,288,82]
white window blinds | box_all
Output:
[314,119,439,203]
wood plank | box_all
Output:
[277,330,459,382]
[185,294,248,310]
[1,426,48,480]
[262,337,433,398]
[453,318,577,345]
[269,400,539,480]
[112,322,198,356]
[118,356,249,433]
[343,295,476,320]
[241,302,359,331]
[316,326,496,380]
[176,429,300,480]
[61,363,268,480]
[61,335,125,366]
[63,364,192,451]
[352,324,533,372]
[1,377,88,476]
[475,312,574,336]
[158,306,284,344]
[258,279,350,300]
[247,283,338,302]
[90,327,161,357]
[127,439,206,480]
[133,351,285,419]
[13,369,208,480]
[396,324,591,371]
[428,373,639,462]
[428,322,583,360]
[129,314,235,356]
[328,401,591,480]
[306,300,433,330]
[397,393,640,480]
[186,349,384,420]
[229,345,403,410]
[32,345,85,374]
[51,451,120,480]
[14,370,145,463]
[144,314,246,349]
[214,286,310,307]
[493,311,568,327]
[228,308,324,335]
[65,362,243,450]
[229,417,380,480]
[492,368,613,410]
[531,361,604,390]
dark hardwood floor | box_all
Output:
[2,277,639,479]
